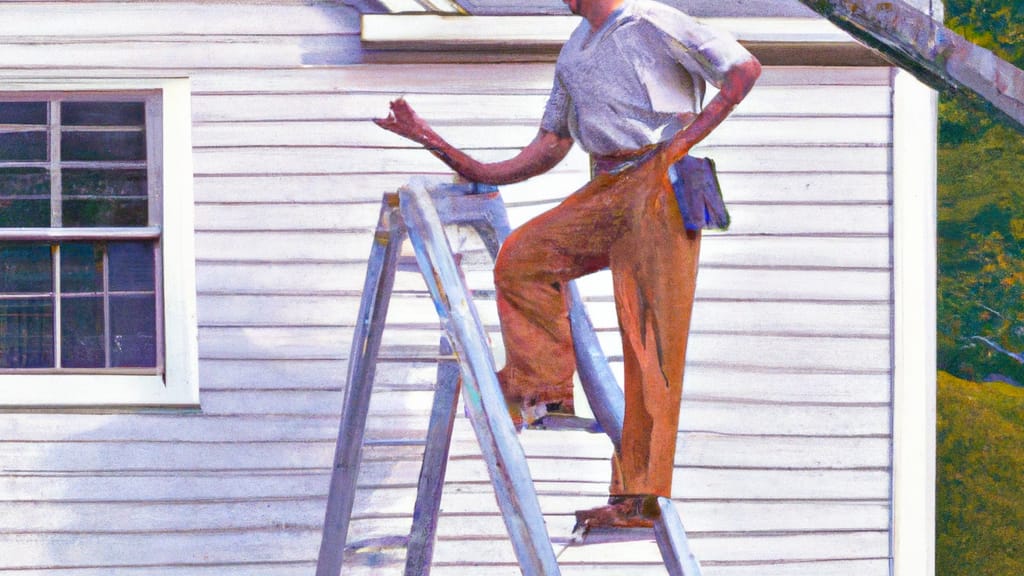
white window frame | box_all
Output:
[0,78,198,408]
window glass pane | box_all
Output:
[61,243,103,293]
[61,295,104,368]
[109,242,154,291]
[62,169,147,227]
[0,130,48,162]
[110,294,156,367]
[0,102,47,125]
[0,168,50,228]
[0,244,53,369]
[0,97,161,378]
[0,298,54,369]
[61,131,146,162]
[62,102,145,127]
[0,243,52,293]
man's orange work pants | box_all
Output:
[493,157,701,498]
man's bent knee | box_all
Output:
[493,227,537,291]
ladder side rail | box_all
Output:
[654,497,704,576]
[567,281,625,451]
[405,185,511,576]
[317,197,406,576]
[403,336,461,576]
[400,182,561,575]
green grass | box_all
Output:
[937,371,1024,575]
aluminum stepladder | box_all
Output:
[316,178,703,576]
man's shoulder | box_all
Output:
[625,0,721,44]
[625,0,693,24]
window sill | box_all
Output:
[0,373,199,409]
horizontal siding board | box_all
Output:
[194,261,890,302]
[0,436,885,483]
[0,3,361,36]
[194,233,892,268]
[190,86,891,123]
[684,334,890,372]
[0,530,887,569]
[192,171,589,204]
[0,414,342,443]
[0,530,319,568]
[191,115,891,148]
[0,498,888,537]
[197,294,889,337]
[25,384,908,439]
[195,231,376,262]
[703,561,892,576]
[191,200,889,242]
[0,467,888,502]
[700,236,890,268]
[383,531,891,565]
[190,170,889,207]
[0,36,364,70]
[186,66,891,95]
[236,398,891,439]
[430,560,893,576]
[190,145,888,176]
[194,203,383,231]
[0,472,335,502]
[506,201,891,236]
[197,326,890,372]
[192,63,560,95]
[0,567,314,576]
[693,267,891,301]
[194,358,891,405]
[0,560,892,576]
[365,499,892,533]
[704,203,890,235]
[718,172,891,204]
[198,358,350,389]
[190,390,890,437]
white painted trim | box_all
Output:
[377,0,428,13]
[890,68,937,576]
[361,14,856,47]
[0,77,199,408]
[156,77,200,409]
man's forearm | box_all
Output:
[423,129,573,186]
[664,56,762,162]
[376,97,570,185]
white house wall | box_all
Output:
[0,2,895,574]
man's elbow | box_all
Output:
[720,55,761,105]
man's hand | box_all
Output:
[374,98,436,146]
[371,97,572,186]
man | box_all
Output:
[376,0,760,528]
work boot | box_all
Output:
[573,495,661,530]
[498,371,574,430]
[506,397,577,430]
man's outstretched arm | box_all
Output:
[375,98,574,186]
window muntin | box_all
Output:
[0,95,162,375]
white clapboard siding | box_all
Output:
[0,1,897,574]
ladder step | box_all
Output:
[526,414,604,433]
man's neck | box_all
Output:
[582,0,626,29]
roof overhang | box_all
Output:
[360,15,888,65]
